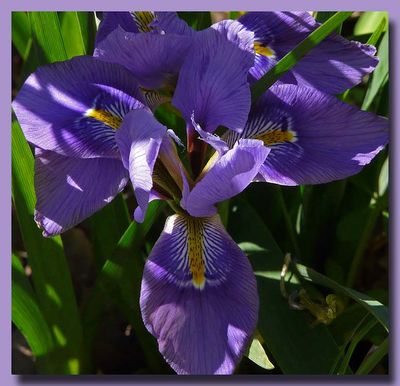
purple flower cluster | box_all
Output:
[12,12,388,375]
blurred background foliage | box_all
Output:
[11,11,389,375]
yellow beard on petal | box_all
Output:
[186,217,206,289]
[132,11,155,32]
[85,109,122,130]
[256,129,297,146]
[254,41,276,58]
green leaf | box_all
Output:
[251,12,352,101]
[335,316,378,374]
[378,157,389,197]
[356,336,388,374]
[296,264,389,332]
[229,199,342,374]
[12,120,86,374]
[362,31,388,111]
[354,12,388,36]
[12,253,56,372]
[77,12,97,54]
[366,16,387,46]
[177,12,211,30]
[58,12,97,57]
[300,181,346,264]
[58,12,87,57]
[87,194,130,271]
[315,12,343,34]
[246,336,275,370]
[12,12,32,60]
[229,11,242,20]
[29,12,68,64]
[82,201,167,373]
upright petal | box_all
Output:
[95,12,140,47]
[173,26,254,133]
[152,12,194,35]
[12,56,144,159]
[226,85,388,185]
[34,149,128,237]
[211,19,254,56]
[182,139,269,217]
[140,214,258,374]
[239,12,378,93]
[95,27,192,90]
[115,109,167,222]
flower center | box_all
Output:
[131,11,155,32]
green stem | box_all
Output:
[275,186,302,260]
[346,196,385,288]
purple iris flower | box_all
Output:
[12,12,388,375]
[96,11,379,95]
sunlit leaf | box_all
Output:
[246,335,275,370]
[12,120,86,374]
[354,12,388,36]
[362,31,388,111]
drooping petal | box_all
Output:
[239,12,378,93]
[12,56,144,159]
[34,148,128,237]
[181,139,269,217]
[226,85,388,185]
[140,214,258,374]
[173,26,254,133]
[95,27,192,90]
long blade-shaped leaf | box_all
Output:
[296,264,388,332]
[88,194,130,271]
[177,12,211,30]
[12,253,56,373]
[229,199,342,374]
[356,336,388,374]
[12,120,86,374]
[362,31,389,111]
[82,201,167,373]
[58,12,97,57]
[251,12,352,101]
[58,12,87,57]
[29,12,68,63]
[12,12,32,60]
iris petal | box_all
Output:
[12,56,144,159]
[115,109,184,222]
[95,12,140,47]
[239,12,378,94]
[182,139,269,217]
[172,26,254,134]
[115,109,167,222]
[226,85,388,185]
[140,214,258,374]
[34,148,128,236]
[95,27,191,90]
[152,12,194,35]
